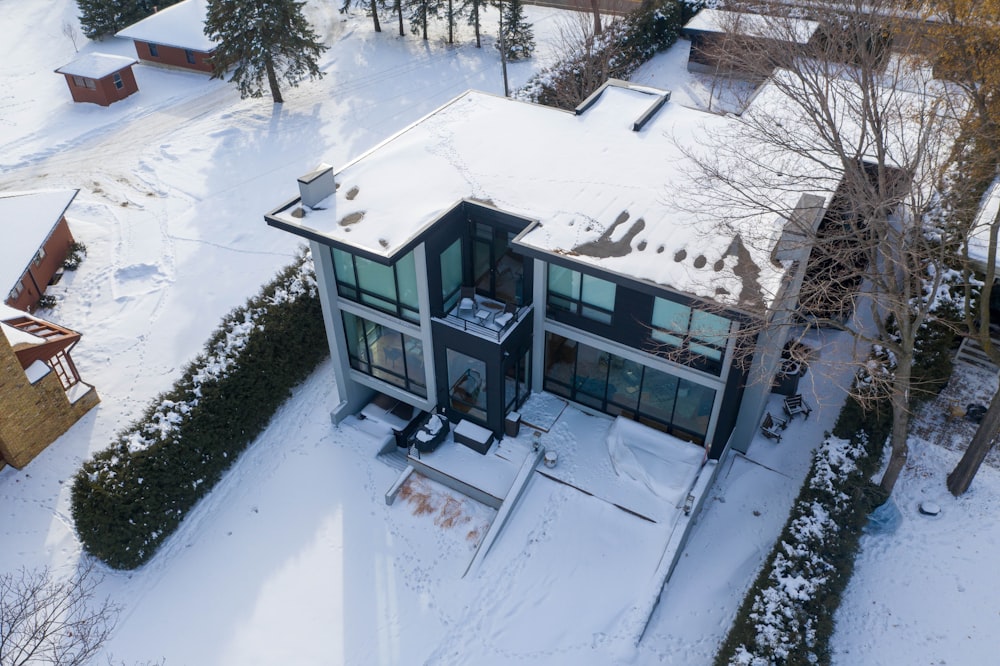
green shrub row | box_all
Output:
[714,394,892,666]
[515,0,700,110]
[71,251,327,570]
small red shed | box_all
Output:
[55,53,139,106]
[115,0,216,73]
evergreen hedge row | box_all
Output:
[71,252,327,570]
[515,0,700,110]
[713,395,892,666]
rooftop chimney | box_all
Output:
[297,164,335,209]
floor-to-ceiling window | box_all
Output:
[473,223,525,306]
[543,333,717,444]
[446,349,488,422]
[504,347,531,413]
[343,311,426,397]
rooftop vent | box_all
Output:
[297,165,335,209]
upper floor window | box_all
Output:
[332,247,419,323]
[185,49,196,64]
[33,248,46,266]
[148,43,159,57]
[650,297,731,364]
[8,280,24,302]
[113,72,124,89]
[547,264,616,325]
[343,312,426,398]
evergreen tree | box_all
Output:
[406,0,444,41]
[205,0,328,103]
[496,0,533,61]
[340,0,383,33]
[77,0,173,39]
[462,0,483,48]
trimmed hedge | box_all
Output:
[714,394,891,666]
[71,251,327,570]
[515,0,699,110]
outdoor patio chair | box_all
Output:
[783,394,812,420]
[494,301,517,328]
[458,286,476,314]
[760,412,788,442]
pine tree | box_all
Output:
[406,0,443,41]
[496,0,533,61]
[340,0,383,33]
[205,0,328,103]
[77,0,171,39]
[462,0,483,48]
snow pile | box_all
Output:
[726,434,875,666]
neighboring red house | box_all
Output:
[55,53,139,106]
[681,9,820,74]
[0,304,99,469]
[115,0,215,73]
[1,190,78,313]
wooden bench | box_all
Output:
[761,412,788,442]
[454,419,495,455]
[783,394,812,420]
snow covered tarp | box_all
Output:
[606,416,706,508]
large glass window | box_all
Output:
[342,312,426,397]
[547,265,616,324]
[440,239,464,312]
[651,297,731,370]
[447,349,487,422]
[543,333,716,444]
[332,248,419,322]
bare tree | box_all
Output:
[679,2,972,494]
[61,21,81,53]
[0,561,118,666]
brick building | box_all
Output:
[116,0,216,73]
[0,305,98,469]
[2,189,78,312]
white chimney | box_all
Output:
[297,164,335,209]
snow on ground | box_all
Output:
[3,0,1000,663]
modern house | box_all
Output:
[266,81,825,463]
[681,9,820,74]
[0,304,99,469]
[2,190,79,312]
[55,53,139,106]
[115,0,215,74]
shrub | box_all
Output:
[714,389,891,666]
[71,251,327,569]
[36,294,58,310]
[63,241,87,271]
[515,0,694,110]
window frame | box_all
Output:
[342,311,426,398]
[147,43,159,57]
[112,72,124,89]
[546,264,616,325]
[650,296,731,373]
[332,247,420,323]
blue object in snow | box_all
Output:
[864,498,903,535]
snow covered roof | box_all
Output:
[0,189,77,294]
[969,177,1000,271]
[116,0,216,52]
[682,9,820,45]
[269,84,813,309]
[55,53,138,79]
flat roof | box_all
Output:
[116,0,216,52]
[55,53,138,79]
[0,190,78,294]
[269,83,822,310]
[683,9,820,45]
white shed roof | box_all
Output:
[55,53,138,79]
[116,0,216,52]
